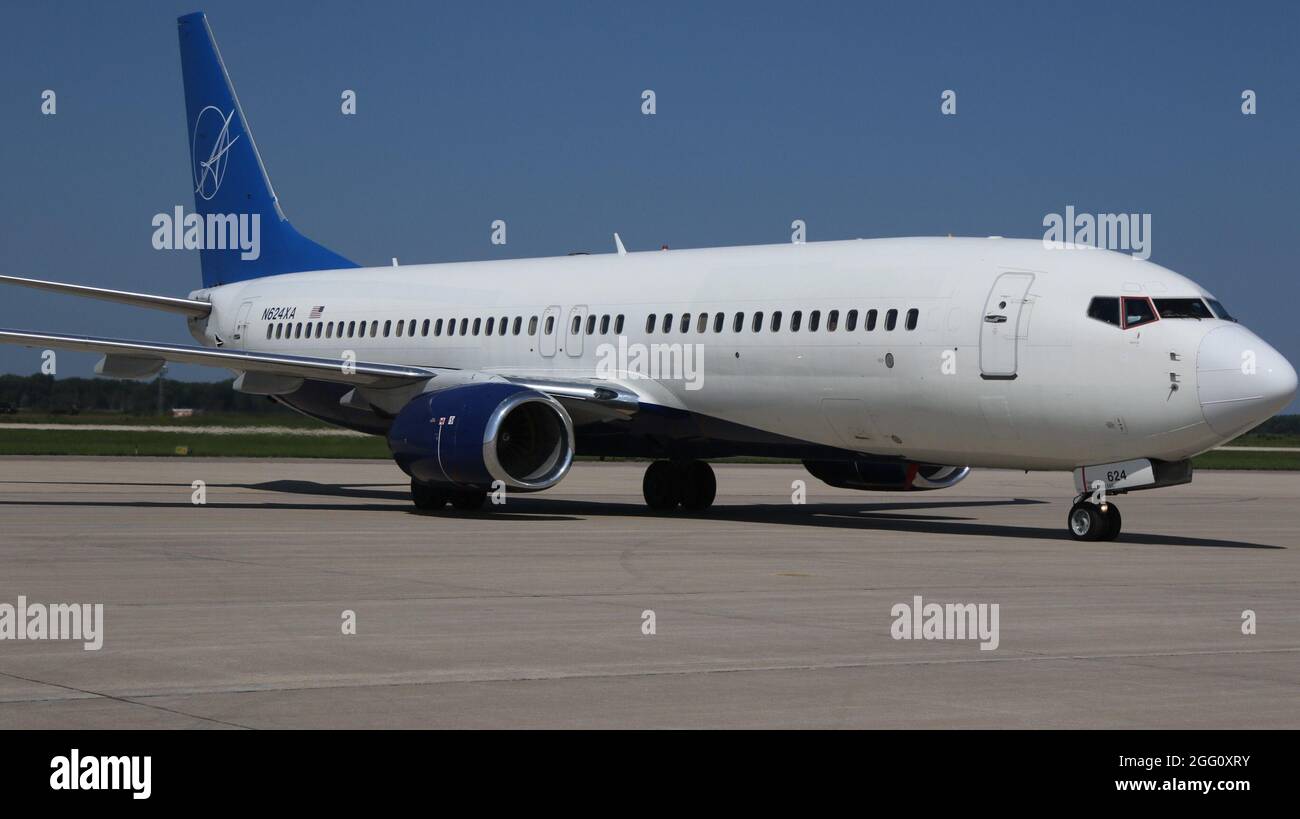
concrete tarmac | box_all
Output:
[0,457,1296,728]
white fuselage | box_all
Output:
[188,237,1296,471]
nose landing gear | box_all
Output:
[1067,497,1122,541]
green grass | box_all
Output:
[0,429,388,458]
[0,426,1297,468]
[1223,433,1300,448]
[0,411,333,428]
[1191,450,1300,470]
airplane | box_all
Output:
[2,12,1295,542]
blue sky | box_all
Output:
[1,0,1297,409]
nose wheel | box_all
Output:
[1067,499,1122,541]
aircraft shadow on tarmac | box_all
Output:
[0,478,1282,550]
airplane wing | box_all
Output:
[0,329,645,411]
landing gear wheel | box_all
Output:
[411,479,448,511]
[449,489,488,511]
[642,461,683,510]
[1099,503,1122,541]
[1067,500,1106,542]
[680,461,717,511]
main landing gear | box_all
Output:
[642,460,716,512]
[1067,497,1122,542]
[411,479,487,512]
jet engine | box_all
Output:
[803,459,971,491]
[388,383,575,491]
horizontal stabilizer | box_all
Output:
[0,275,212,317]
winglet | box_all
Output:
[614,233,627,256]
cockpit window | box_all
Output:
[1207,298,1236,322]
[1122,296,1158,329]
[1153,298,1213,319]
[1087,296,1120,327]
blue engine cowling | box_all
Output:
[387,383,575,491]
[803,459,970,491]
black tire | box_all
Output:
[411,479,447,511]
[680,461,717,511]
[1100,503,1122,541]
[1067,500,1105,542]
[642,461,682,510]
[449,489,488,511]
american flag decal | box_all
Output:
[308,306,325,319]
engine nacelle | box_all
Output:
[803,459,971,492]
[388,383,575,491]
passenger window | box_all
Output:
[347,321,356,338]
[1122,297,1157,329]
[615,315,624,334]
[485,317,495,335]
[696,313,708,333]
[458,318,467,335]
[865,309,877,331]
[1153,298,1213,320]
[395,320,403,338]
[1087,297,1120,327]
[905,308,918,330]
[809,310,821,332]
[600,314,610,334]
[295,323,303,338]
[434,319,443,336]
[770,311,782,332]
[646,314,656,333]
[827,310,839,332]
[885,310,897,331]
[586,315,596,335]
[513,317,522,335]
[733,312,744,332]
[570,316,580,334]
[752,311,764,332]
[266,324,273,339]
[846,309,858,331]
[679,313,691,333]
[791,310,802,332]
[662,314,673,334]
[421,319,430,337]
[499,316,507,335]
[713,312,724,333]
[543,316,554,335]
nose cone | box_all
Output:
[1197,325,1298,436]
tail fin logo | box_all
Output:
[192,105,240,201]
